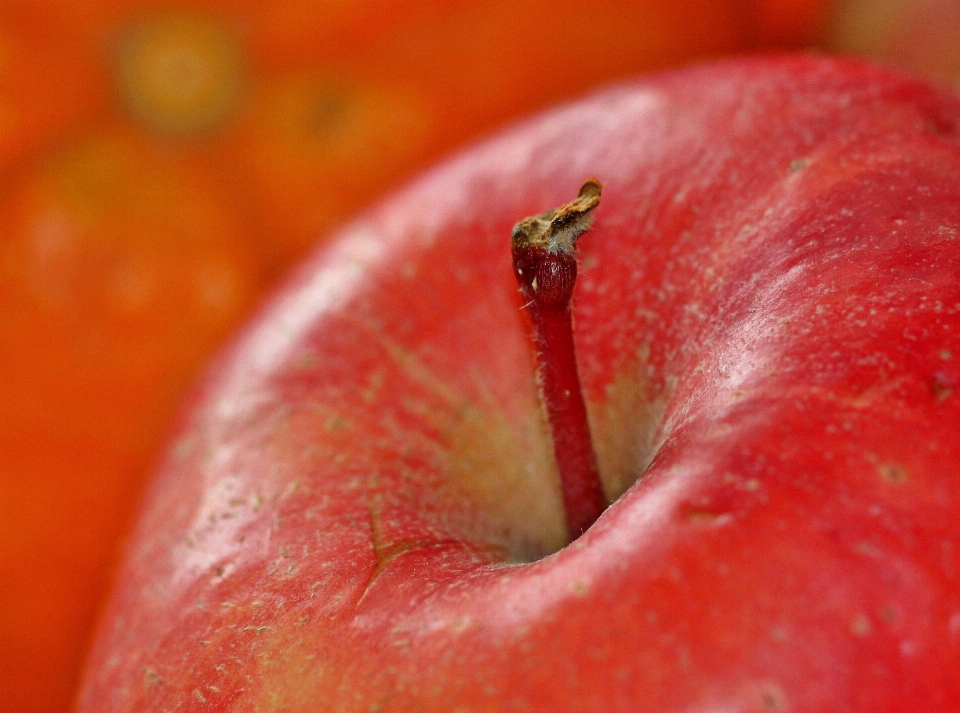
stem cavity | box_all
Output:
[512,179,606,540]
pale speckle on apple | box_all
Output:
[849,614,873,637]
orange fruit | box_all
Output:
[0,6,105,173]
[827,0,960,88]
[0,128,264,712]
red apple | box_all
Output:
[77,56,960,711]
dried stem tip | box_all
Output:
[512,178,602,254]
[512,179,602,306]
[512,179,606,540]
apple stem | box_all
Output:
[512,179,607,539]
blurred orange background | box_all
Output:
[0,1,956,711]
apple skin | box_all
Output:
[77,56,960,712]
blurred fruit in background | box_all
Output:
[827,0,960,89]
[0,2,831,711]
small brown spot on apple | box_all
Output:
[850,614,872,637]
[143,667,162,688]
[761,689,785,711]
[324,416,347,431]
[931,372,954,403]
[296,352,319,370]
[878,463,909,483]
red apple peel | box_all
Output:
[511,179,607,538]
[76,58,960,713]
